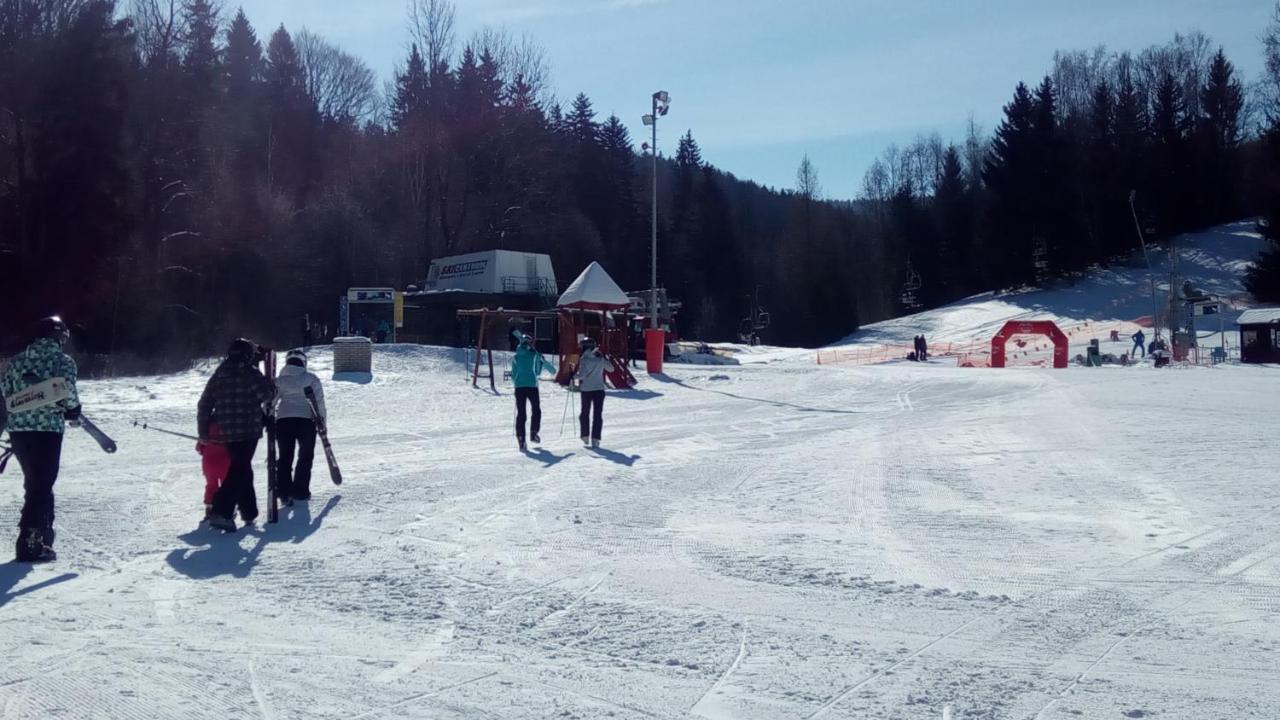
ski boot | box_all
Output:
[591,438,600,449]
[531,433,541,445]
[208,513,237,532]
[581,436,590,447]
[518,438,527,452]
[15,528,56,563]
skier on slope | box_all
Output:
[510,330,557,451]
[197,339,275,532]
[273,349,326,503]
[1131,329,1146,359]
[1,316,81,562]
[574,337,609,448]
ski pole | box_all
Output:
[560,386,572,437]
[132,420,205,443]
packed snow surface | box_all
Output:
[2,341,1277,719]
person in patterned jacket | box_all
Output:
[198,338,275,532]
[1,316,81,562]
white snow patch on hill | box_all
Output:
[826,220,1268,364]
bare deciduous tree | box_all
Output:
[408,0,455,77]
[130,0,182,67]
[1263,2,1280,120]
[796,154,821,200]
[297,29,378,122]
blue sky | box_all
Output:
[233,0,1270,199]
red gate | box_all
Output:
[990,320,1069,369]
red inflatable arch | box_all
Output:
[990,320,1069,368]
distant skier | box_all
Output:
[575,338,609,448]
[300,314,312,348]
[1131,329,1146,358]
[1,316,80,562]
[376,319,391,343]
[912,335,923,361]
[196,422,230,522]
[198,339,275,531]
[273,349,326,502]
[510,331,556,451]
[919,335,929,362]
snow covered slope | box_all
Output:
[825,221,1269,364]
[2,341,1278,719]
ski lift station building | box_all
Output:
[1237,307,1280,364]
[399,250,560,345]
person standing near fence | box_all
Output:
[1131,329,1146,358]
[574,338,609,449]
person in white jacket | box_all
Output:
[273,348,326,502]
[574,338,610,448]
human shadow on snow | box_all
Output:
[648,373,862,415]
[165,495,342,580]
[588,446,641,467]
[0,563,78,608]
[521,448,574,467]
[611,388,663,401]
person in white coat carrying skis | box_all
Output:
[574,338,609,448]
[273,349,326,503]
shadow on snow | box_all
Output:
[0,563,78,608]
[165,495,342,580]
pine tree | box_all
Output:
[223,9,263,96]
[1245,122,1280,302]
[391,44,428,130]
[983,82,1038,288]
[181,0,220,90]
[1197,48,1244,225]
[1149,69,1194,232]
[933,145,972,299]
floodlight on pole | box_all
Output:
[644,91,670,331]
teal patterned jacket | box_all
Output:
[1,338,81,434]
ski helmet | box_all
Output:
[227,337,257,363]
[580,337,598,352]
[33,316,70,347]
[285,348,308,366]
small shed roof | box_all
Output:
[557,262,630,310]
[1237,308,1280,325]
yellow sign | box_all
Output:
[394,292,404,328]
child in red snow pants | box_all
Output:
[197,423,231,512]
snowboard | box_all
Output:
[303,385,341,485]
[5,377,72,414]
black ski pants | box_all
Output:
[212,438,260,522]
[276,418,317,498]
[12,432,63,543]
[514,387,541,441]
[579,390,605,441]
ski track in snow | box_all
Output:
[2,327,1279,718]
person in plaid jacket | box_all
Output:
[198,338,275,532]
[1,316,80,562]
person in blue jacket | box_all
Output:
[510,331,556,451]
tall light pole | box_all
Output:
[642,90,670,330]
[1128,190,1162,341]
